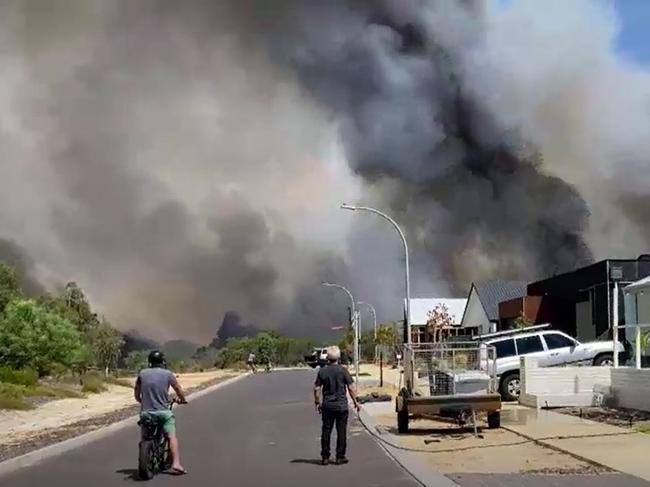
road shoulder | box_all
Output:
[0,372,248,477]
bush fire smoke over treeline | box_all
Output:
[0,0,649,342]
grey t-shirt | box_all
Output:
[315,364,353,411]
[137,367,178,412]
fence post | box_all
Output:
[613,281,619,367]
[380,350,384,388]
[636,324,642,369]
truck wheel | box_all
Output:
[593,353,614,367]
[499,372,520,402]
[397,406,409,434]
[487,411,501,429]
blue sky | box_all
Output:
[613,0,650,65]
[492,0,650,65]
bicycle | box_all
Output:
[137,398,185,480]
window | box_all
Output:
[516,335,544,355]
[544,333,575,350]
[492,339,516,358]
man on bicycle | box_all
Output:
[134,350,188,475]
[246,352,257,373]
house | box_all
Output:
[460,280,527,335]
[408,298,468,343]
[498,295,557,330]
[527,256,650,342]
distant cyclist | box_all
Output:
[134,350,188,475]
[246,352,257,373]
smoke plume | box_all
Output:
[0,0,648,341]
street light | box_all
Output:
[321,282,355,317]
[321,282,360,385]
[358,301,377,339]
[341,203,412,344]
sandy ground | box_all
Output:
[0,370,238,445]
[367,404,604,475]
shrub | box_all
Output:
[0,299,84,376]
[81,372,107,394]
[22,385,85,399]
[0,382,32,410]
[0,367,38,386]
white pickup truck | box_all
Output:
[480,329,627,401]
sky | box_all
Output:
[613,0,650,64]
[493,0,650,65]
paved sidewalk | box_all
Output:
[502,406,650,481]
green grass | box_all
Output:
[636,423,650,434]
[0,395,32,410]
[0,367,38,387]
[0,379,87,410]
[0,382,32,410]
[81,373,107,394]
[23,385,85,399]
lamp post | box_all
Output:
[358,301,377,339]
[341,204,412,344]
[322,282,359,384]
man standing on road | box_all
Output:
[313,345,361,466]
[135,350,188,475]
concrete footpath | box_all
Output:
[357,366,650,486]
[502,406,650,482]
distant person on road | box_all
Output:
[313,345,360,466]
[246,352,257,373]
[134,350,188,475]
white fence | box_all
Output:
[520,357,611,408]
[520,356,650,411]
[611,367,650,411]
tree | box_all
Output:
[193,346,219,370]
[255,332,278,364]
[62,282,100,335]
[426,304,454,343]
[91,319,125,376]
[375,325,398,347]
[0,263,20,313]
[514,312,534,330]
[124,350,150,372]
[0,299,84,375]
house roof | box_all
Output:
[473,280,527,321]
[625,276,650,295]
[408,298,468,326]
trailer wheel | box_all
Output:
[487,411,501,429]
[397,406,409,434]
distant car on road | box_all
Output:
[474,326,627,401]
[304,348,328,368]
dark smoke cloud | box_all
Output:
[216,0,595,284]
[0,239,46,297]
[0,0,648,341]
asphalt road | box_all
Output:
[0,370,419,487]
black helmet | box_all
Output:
[148,350,165,367]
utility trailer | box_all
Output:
[396,342,502,433]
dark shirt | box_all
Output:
[315,364,353,411]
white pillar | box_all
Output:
[636,323,642,369]
[613,281,619,368]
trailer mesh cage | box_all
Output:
[403,342,497,397]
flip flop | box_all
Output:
[166,467,188,476]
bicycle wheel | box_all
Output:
[162,438,173,471]
[138,440,155,480]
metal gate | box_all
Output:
[403,342,497,397]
